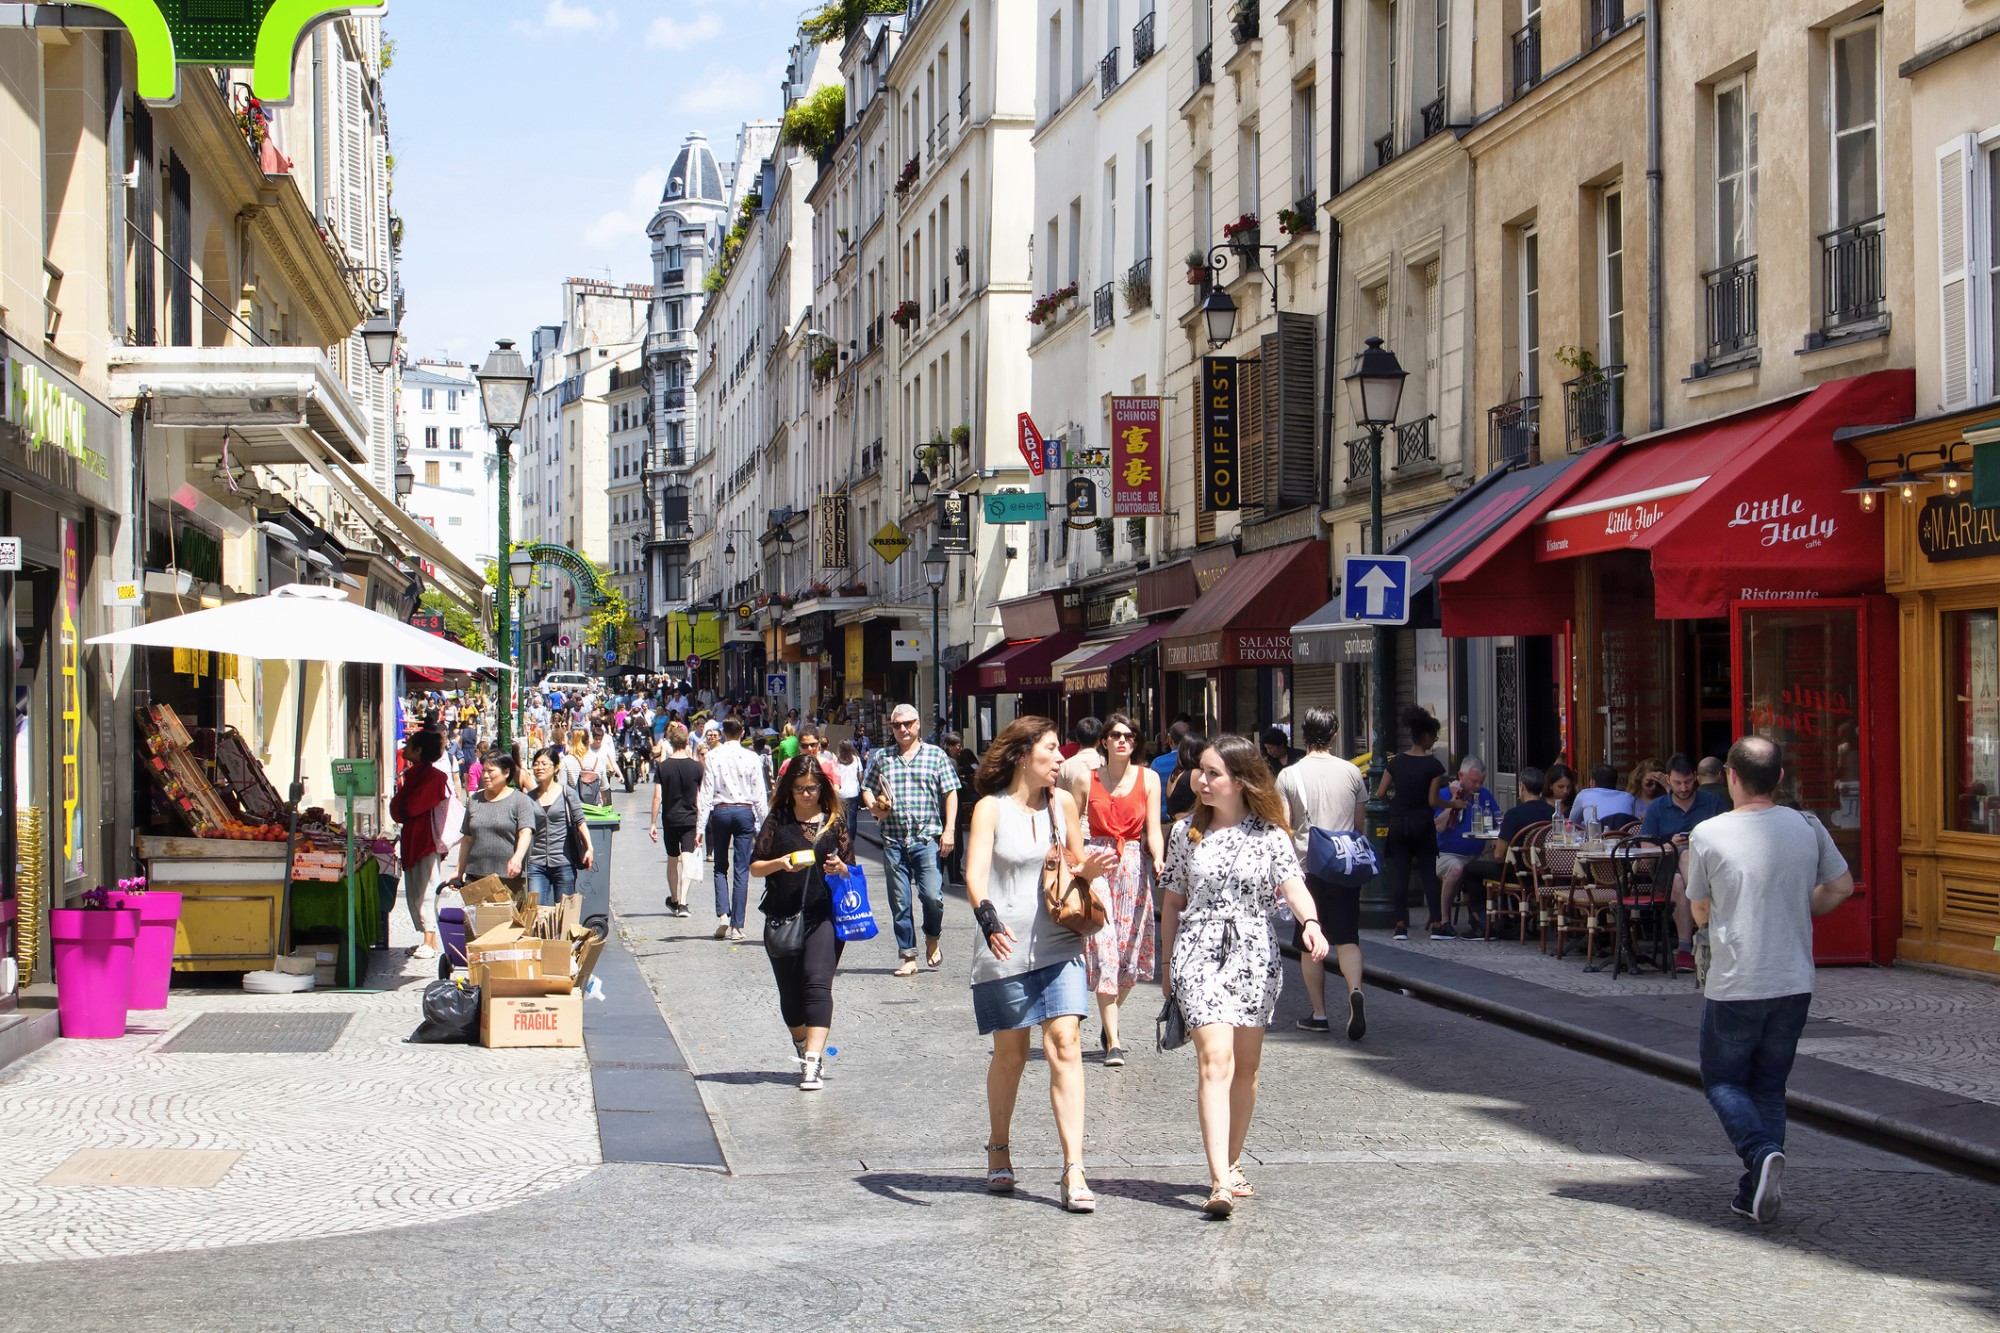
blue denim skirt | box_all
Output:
[972,956,1089,1036]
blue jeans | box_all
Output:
[1699,992,1811,1202]
[524,861,576,904]
[882,838,944,957]
[708,805,757,929]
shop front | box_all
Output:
[1160,540,1328,737]
[1844,407,2000,975]
[1048,584,1147,731]
[953,592,1084,743]
[1,337,126,1011]
[1441,370,1913,965]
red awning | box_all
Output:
[1064,617,1181,693]
[1161,539,1329,672]
[975,630,1084,692]
[952,639,1015,696]
[1441,370,1914,634]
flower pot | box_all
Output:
[106,890,183,1010]
[50,908,140,1039]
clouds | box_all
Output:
[645,13,724,51]
[515,0,618,37]
[674,57,787,118]
[584,166,670,249]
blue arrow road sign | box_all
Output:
[1342,555,1412,626]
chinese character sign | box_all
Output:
[1201,359,1239,512]
[1111,396,1163,516]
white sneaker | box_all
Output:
[412,944,438,960]
[727,927,746,942]
[799,1055,824,1091]
[714,916,730,940]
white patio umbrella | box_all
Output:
[90,585,507,979]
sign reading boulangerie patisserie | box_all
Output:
[1917,495,2000,563]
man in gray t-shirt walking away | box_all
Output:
[1684,736,1853,1225]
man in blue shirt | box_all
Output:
[1435,757,1503,940]
[1153,718,1190,818]
[1642,754,1726,972]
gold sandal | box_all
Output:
[893,957,919,977]
[1203,1184,1235,1219]
[1228,1162,1255,1197]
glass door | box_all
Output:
[1732,600,1871,962]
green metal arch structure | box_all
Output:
[519,543,612,609]
[101,0,389,107]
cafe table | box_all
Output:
[1574,841,1667,978]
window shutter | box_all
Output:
[1238,353,1265,511]
[1271,312,1318,507]
[1939,134,1980,408]
[1194,384,1216,544]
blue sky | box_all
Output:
[389,0,804,363]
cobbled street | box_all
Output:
[1,790,1995,1332]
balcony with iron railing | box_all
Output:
[938,112,950,155]
[1511,16,1542,97]
[1392,415,1439,471]
[1488,397,1542,469]
[1134,10,1157,65]
[1702,256,1759,364]
[1374,132,1395,168]
[1421,96,1445,140]
[1343,435,1376,488]
[1562,365,1626,448]
[960,82,971,121]
[1094,282,1116,330]
[663,387,687,410]
[1100,48,1121,100]
[1125,256,1152,311]
[1195,43,1213,90]
[1819,215,1885,336]
[1590,0,1625,45]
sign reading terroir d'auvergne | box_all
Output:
[98,1,387,106]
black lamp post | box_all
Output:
[477,339,531,748]
[1343,335,1408,863]
[923,544,949,732]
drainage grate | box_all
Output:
[158,1013,351,1054]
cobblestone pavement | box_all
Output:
[0,914,598,1265]
[0,791,1995,1330]
[1369,926,2000,1105]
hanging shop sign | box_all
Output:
[891,631,926,663]
[1,340,118,511]
[1111,396,1164,516]
[845,625,865,681]
[985,491,1049,524]
[938,492,974,554]
[870,521,912,563]
[1201,358,1239,512]
[1065,475,1101,528]
[1017,413,1048,477]
[1916,494,2000,563]
[818,495,849,570]
[104,1,387,107]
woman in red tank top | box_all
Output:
[1069,712,1166,1064]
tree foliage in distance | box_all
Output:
[799,0,905,46]
[422,588,487,653]
[780,84,846,157]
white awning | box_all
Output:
[107,346,373,463]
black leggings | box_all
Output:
[769,910,845,1029]
[1385,813,1442,928]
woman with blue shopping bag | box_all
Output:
[748,756,855,1092]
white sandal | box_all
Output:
[1061,1163,1097,1213]
[985,1143,1015,1194]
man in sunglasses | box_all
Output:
[861,703,961,977]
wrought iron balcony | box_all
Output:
[1195,42,1213,90]
[1563,365,1626,448]
[1393,415,1439,469]
[1374,132,1395,168]
[1488,397,1542,469]
[1703,255,1759,362]
[1093,282,1116,330]
[1511,16,1542,97]
[1344,435,1376,486]
[1100,48,1121,100]
[1590,0,1625,46]
[1820,215,1885,334]
[1421,96,1445,140]
[1125,256,1152,310]
[663,387,686,410]
[1133,11,1156,65]
[960,82,971,121]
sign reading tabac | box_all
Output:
[1201,358,1239,512]
[104,1,388,106]
[1111,396,1163,516]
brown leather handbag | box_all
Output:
[1041,799,1108,936]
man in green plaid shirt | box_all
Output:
[861,704,961,976]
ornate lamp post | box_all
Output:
[1343,335,1409,875]
[922,544,948,734]
[476,339,531,749]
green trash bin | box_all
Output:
[575,810,621,936]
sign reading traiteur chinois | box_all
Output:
[1111,397,1163,517]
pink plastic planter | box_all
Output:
[49,908,140,1039]
[106,890,183,1010]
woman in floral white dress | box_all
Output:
[1160,733,1329,1218]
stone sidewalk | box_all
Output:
[0,907,599,1265]
[1361,924,2000,1168]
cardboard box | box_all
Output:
[465,931,572,989]
[481,993,582,1048]
[459,875,513,907]
[486,974,574,997]
[468,903,516,940]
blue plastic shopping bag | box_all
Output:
[829,865,879,942]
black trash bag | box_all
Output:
[406,979,482,1044]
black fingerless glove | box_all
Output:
[974,900,1003,939]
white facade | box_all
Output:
[403,363,503,573]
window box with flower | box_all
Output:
[890,299,921,330]
[1028,281,1081,326]
[894,156,921,197]
[1276,204,1316,237]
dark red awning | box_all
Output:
[1161,540,1327,672]
[1064,617,1181,693]
[975,630,1084,692]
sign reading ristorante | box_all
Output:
[1917,494,2000,563]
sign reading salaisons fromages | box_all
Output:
[98,1,388,106]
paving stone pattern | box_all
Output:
[1371,927,2000,1105]
[0,791,1995,1330]
[0,924,599,1265]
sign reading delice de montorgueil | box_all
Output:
[1917,494,2000,563]
[1202,357,1239,512]
[101,1,387,105]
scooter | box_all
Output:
[620,729,648,792]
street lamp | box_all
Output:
[508,547,535,734]
[360,308,400,371]
[911,464,932,505]
[1201,286,1239,347]
[1343,335,1409,862]
[923,544,949,733]
[477,338,532,749]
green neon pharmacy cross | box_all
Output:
[98,0,388,106]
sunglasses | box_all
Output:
[891,720,919,730]
[1106,731,1136,743]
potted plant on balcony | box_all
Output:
[806,581,833,598]
[1186,252,1209,285]
[1276,203,1316,236]
[1028,281,1080,326]
[894,155,921,197]
[1229,0,1260,44]
[810,344,839,382]
[1223,213,1261,267]
[49,887,141,1039]
[890,299,921,330]
[1120,268,1153,312]
[950,422,971,452]
[838,581,868,597]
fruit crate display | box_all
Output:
[136,705,288,842]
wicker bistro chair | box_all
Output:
[1534,833,1579,954]
[1556,850,1625,962]
[1611,838,1677,974]
[1481,821,1550,942]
